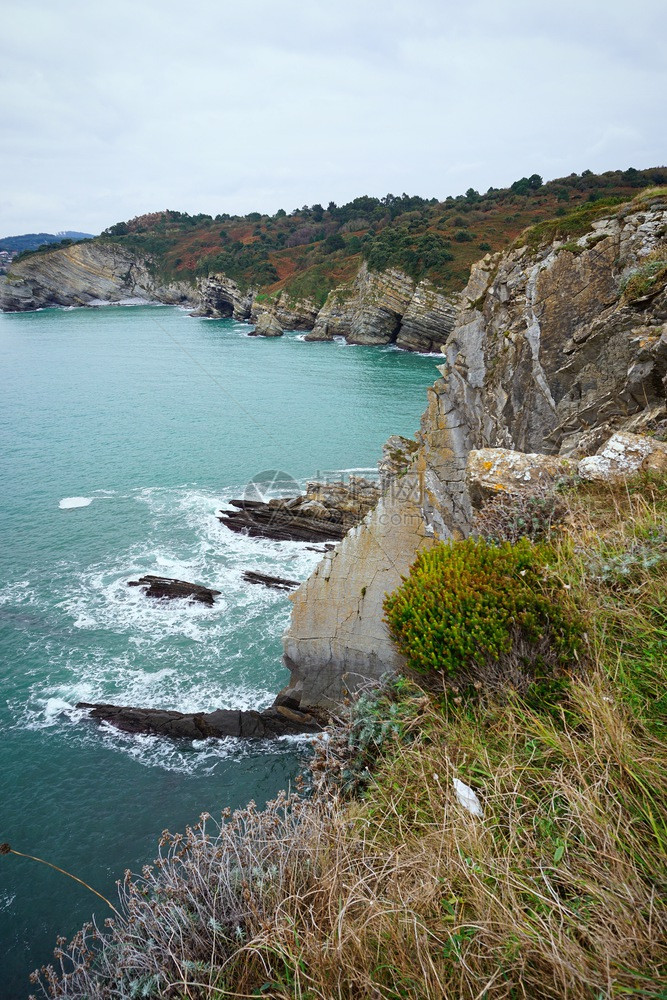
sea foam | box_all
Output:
[59,497,93,509]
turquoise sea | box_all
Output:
[0,305,439,997]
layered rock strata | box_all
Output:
[77,701,322,739]
[0,241,197,311]
[282,193,667,712]
[249,312,284,337]
[218,478,380,544]
[304,263,459,351]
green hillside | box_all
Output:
[15,167,666,302]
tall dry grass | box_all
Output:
[33,476,667,1000]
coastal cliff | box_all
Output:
[1,242,457,352]
[0,241,197,311]
[281,190,667,711]
[304,262,458,351]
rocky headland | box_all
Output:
[279,190,667,713]
[7,189,667,734]
[0,239,458,352]
[0,240,197,312]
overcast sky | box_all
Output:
[1,0,665,235]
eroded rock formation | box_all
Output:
[281,192,667,712]
[303,263,459,351]
[0,241,196,311]
[218,478,380,543]
[77,701,322,739]
[127,575,221,605]
[249,312,284,337]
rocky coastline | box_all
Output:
[11,190,667,742]
[279,190,667,714]
[0,241,459,352]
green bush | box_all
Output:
[621,253,667,301]
[384,537,580,690]
[363,227,454,280]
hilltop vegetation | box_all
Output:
[68,166,667,301]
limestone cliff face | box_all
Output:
[266,292,321,331]
[195,273,253,321]
[396,280,459,352]
[0,241,197,311]
[281,475,436,711]
[306,264,415,345]
[1,240,459,354]
[304,263,459,351]
[281,194,667,711]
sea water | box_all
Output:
[0,305,439,997]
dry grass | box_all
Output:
[33,477,667,1000]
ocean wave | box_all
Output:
[59,496,93,509]
[8,481,326,771]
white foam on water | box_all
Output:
[0,893,16,913]
[43,697,87,725]
[59,497,93,509]
[14,482,328,771]
[0,580,36,607]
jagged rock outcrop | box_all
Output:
[195,272,254,320]
[127,575,220,605]
[250,312,283,337]
[282,191,667,713]
[378,435,419,490]
[78,701,322,739]
[306,264,415,345]
[0,241,197,311]
[218,477,380,543]
[242,571,300,591]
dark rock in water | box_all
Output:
[242,570,300,590]
[128,575,221,605]
[77,701,322,740]
[218,477,380,543]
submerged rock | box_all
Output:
[242,570,300,590]
[77,702,322,740]
[128,575,221,605]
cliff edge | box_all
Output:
[281,190,667,712]
[0,241,197,311]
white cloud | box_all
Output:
[1,0,665,234]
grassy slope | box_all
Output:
[17,166,664,304]
[36,476,667,999]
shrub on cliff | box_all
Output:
[472,487,566,544]
[383,537,580,694]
